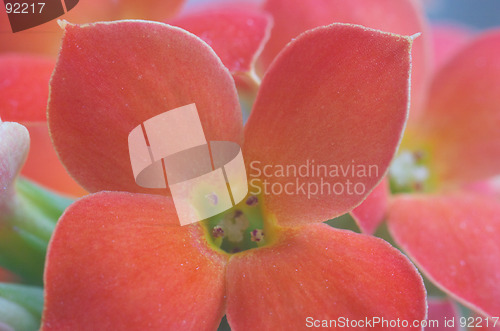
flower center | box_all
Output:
[202,194,274,254]
[389,150,430,193]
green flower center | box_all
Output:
[202,194,274,254]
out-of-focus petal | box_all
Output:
[351,177,389,234]
[0,55,86,197]
[22,123,87,197]
[226,224,426,330]
[415,30,500,187]
[42,191,227,330]
[96,0,185,21]
[170,7,272,76]
[464,177,500,201]
[261,0,430,120]
[0,268,18,283]
[48,21,242,194]
[0,121,29,212]
[388,194,500,318]
[244,24,412,226]
[0,0,185,56]
[0,55,53,122]
[430,24,472,71]
[427,298,460,331]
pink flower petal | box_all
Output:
[388,194,500,318]
[170,6,272,75]
[351,177,389,234]
[48,21,242,194]
[415,30,500,187]
[42,192,227,330]
[261,0,430,120]
[244,24,412,226]
[427,298,460,331]
[431,24,473,71]
[0,0,185,56]
[0,55,86,196]
[226,224,426,330]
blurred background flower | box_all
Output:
[0,0,499,330]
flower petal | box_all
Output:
[0,268,18,283]
[260,0,430,119]
[48,21,242,194]
[430,24,472,71]
[42,191,227,330]
[388,194,500,318]
[22,123,87,197]
[0,55,53,122]
[91,0,185,21]
[414,30,500,187]
[465,177,500,201]
[0,0,185,56]
[427,298,460,331]
[0,121,29,212]
[351,177,389,234]
[169,6,272,75]
[226,224,426,330]
[0,55,86,196]
[244,24,412,226]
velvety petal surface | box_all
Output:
[414,30,500,187]
[388,194,500,318]
[48,21,242,194]
[170,7,272,75]
[261,0,430,118]
[42,191,227,330]
[0,55,86,196]
[226,224,426,330]
[0,0,185,56]
[351,177,389,234]
[244,24,412,226]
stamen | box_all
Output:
[250,229,264,242]
[246,195,259,206]
[212,225,224,238]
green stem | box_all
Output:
[0,283,43,331]
[0,178,74,285]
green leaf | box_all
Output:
[0,283,43,331]
[0,178,75,284]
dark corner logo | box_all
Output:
[2,0,79,33]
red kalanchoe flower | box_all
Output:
[385,26,500,320]
[41,20,426,329]
[0,5,272,198]
[264,1,500,319]
[258,0,431,233]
